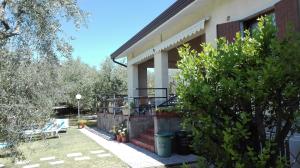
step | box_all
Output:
[130,138,155,152]
[136,136,154,145]
[140,133,154,142]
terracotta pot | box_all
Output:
[121,135,128,143]
[78,124,85,129]
[116,134,122,142]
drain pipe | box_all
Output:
[112,57,127,67]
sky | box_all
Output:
[62,0,176,69]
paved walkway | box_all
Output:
[13,148,113,168]
[80,128,198,168]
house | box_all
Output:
[106,0,300,153]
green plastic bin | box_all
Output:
[155,132,174,157]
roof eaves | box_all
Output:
[110,0,195,59]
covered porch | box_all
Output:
[102,13,209,152]
[127,19,208,111]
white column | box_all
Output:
[138,64,148,97]
[154,51,168,105]
[127,64,138,98]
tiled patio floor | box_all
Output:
[80,128,198,168]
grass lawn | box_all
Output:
[0,127,128,168]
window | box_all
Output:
[242,11,275,36]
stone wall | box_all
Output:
[97,113,154,139]
[97,113,128,132]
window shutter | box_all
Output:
[217,21,241,43]
[275,0,300,39]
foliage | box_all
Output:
[111,125,118,135]
[0,52,62,158]
[176,16,300,167]
[0,0,86,159]
[0,0,87,57]
[93,58,127,112]
[94,57,127,96]
[58,58,98,110]
[57,57,127,112]
[117,120,128,137]
[155,106,180,113]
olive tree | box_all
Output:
[0,0,86,159]
[94,57,127,96]
[177,17,300,167]
[58,58,98,111]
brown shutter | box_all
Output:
[217,21,241,43]
[275,0,300,39]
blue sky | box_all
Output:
[63,0,176,69]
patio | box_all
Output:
[81,127,198,168]
[0,125,198,168]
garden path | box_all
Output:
[80,128,198,168]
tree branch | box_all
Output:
[0,2,23,40]
[0,31,19,39]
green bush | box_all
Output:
[176,16,300,167]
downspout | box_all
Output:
[112,57,127,67]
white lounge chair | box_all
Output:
[55,119,69,132]
[23,121,56,140]
[0,142,8,149]
[42,122,65,138]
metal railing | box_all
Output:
[95,88,178,116]
[95,94,127,115]
[132,88,168,115]
[158,94,178,107]
[131,88,179,115]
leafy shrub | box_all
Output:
[176,16,300,167]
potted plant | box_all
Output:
[110,126,118,140]
[121,128,128,143]
[116,129,122,142]
[116,122,128,143]
[77,119,87,129]
[155,107,180,117]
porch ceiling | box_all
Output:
[138,34,206,69]
[128,18,209,66]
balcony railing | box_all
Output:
[96,88,177,116]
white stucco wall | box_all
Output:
[126,0,280,60]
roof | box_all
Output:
[110,0,195,59]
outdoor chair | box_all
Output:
[0,142,8,149]
[42,121,65,138]
[55,119,69,132]
[23,122,54,140]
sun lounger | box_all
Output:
[23,119,67,139]
[42,121,65,138]
[0,142,8,149]
[24,125,48,140]
[55,119,69,132]
[23,121,55,140]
